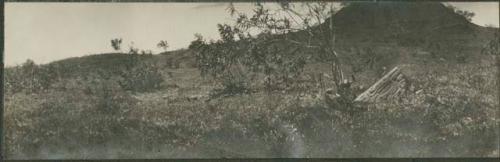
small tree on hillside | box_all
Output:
[111,38,123,51]
[157,40,169,52]
[445,4,475,22]
[456,9,475,22]
[127,42,139,54]
[125,42,140,69]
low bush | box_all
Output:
[4,60,59,94]
[118,60,164,93]
[5,77,139,157]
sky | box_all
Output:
[4,2,499,66]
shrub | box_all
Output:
[111,38,123,51]
[157,40,169,52]
[118,59,164,93]
[4,59,59,94]
[445,4,475,22]
[6,77,139,157]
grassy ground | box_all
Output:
[4,42,499,159]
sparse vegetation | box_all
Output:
[4,1,499,159]
[445,4,475,22]
[118,61,164,92]
[157,40,169,52]
[111,38,123,51]
[191,2,345,98]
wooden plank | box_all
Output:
[354,66,409,103]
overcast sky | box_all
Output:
[4,2,499,66]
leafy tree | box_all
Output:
[111,38,123,51]
[157,40,169,52]
[190,2,346,95]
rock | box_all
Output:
[186,94,206,101]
